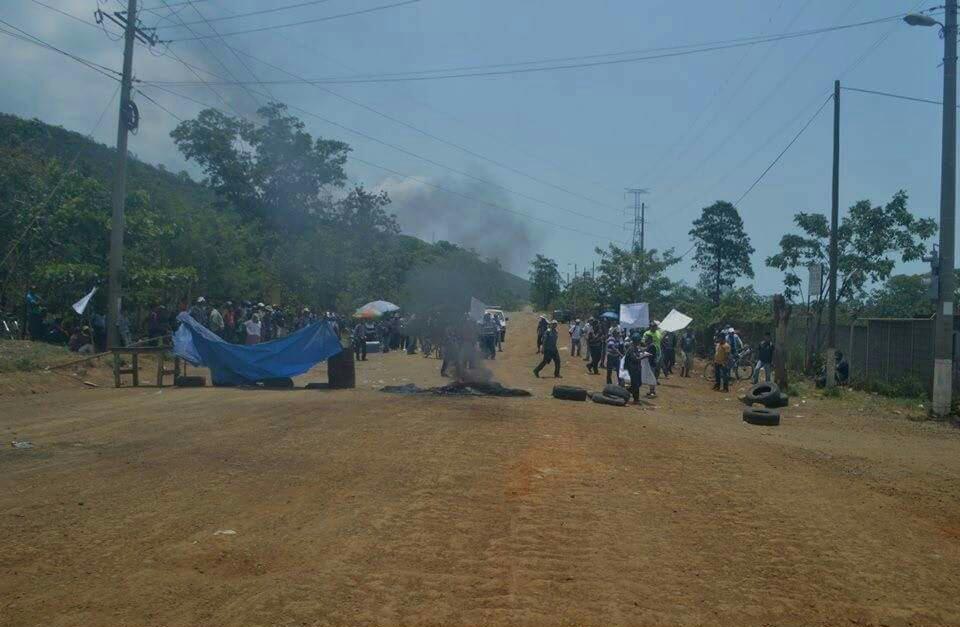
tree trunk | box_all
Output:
[773,294,792,390]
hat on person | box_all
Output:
[650,320,660,328]
[196,296,205,303]
[550,319,558,325]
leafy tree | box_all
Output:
[766,190,936,366]
[689,201,755,304]
[766,191,936,305]
[170,103,350,224]
[560,271,600,318]
[593,244,678,312]
[529,254,561,311]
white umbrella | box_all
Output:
[355,300,400,318]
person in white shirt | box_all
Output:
[569,319,583,357]
[244,313,262,345]
[208,305,225,337]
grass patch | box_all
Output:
[0,340,72,373]
[850,376,927,400]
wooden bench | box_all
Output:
[111,346,183,388]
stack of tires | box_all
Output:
[592,384,630,407]
[742,382,788,426]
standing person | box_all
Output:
[352,320,368,361]
[679,329,695,377]
[712,334,731,392]
[623,334,644,403]
[569,319,583,357]
[25,286,42,340]
[604,328,624,385]
[244,313,262,345]
[208,303,225,337]
[440,325,460,378]
[642,320,664,379]
[147,305,166,346]
[536,315,548,354]
[533,320,562,378]
[661,332,676,376]
[222,302,235,343]
[753,332,775,384]
[639,335,659,398]
[189,297,208,326]
[480,313,498,359]
[586,320,604,374]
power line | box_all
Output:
[226,47,621,213]
[842,85,959,109]
[158,0,340,28]
[166,0,422,41]
[0,18,121,80]
[136,82,627,246]
[154,0,265,109]
[734,93,834,207]
[151,11,926,83]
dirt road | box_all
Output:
[3,312,960,626]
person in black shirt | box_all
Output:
[533,320,562,378]
[752,332,775,384]
[536,316,548,354]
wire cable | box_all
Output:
[136,82,628,246]
[166,0,421,41]
[734,93,834,207]
[159,0,340,28]
[153,11,926,82]
[0,19,122,80]
[842,85,958,108]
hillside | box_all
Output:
[0,112,529,315]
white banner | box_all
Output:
[72,286,97,315]
[659,308,693,333]
[469,297,487,322]
[619,302,649,330]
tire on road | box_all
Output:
[743,407,780,426]
[552,385,588,401]
[745,382,780,405]
[602,384,631,401]
[174,375,206,388]
[592,393,627,407]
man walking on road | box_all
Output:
[533,320,562,378]
[569,319,583,357]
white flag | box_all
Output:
[72,286,97,315]
[659,309,693,333]
[469,297,487,322]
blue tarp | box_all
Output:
[173,312,343,385]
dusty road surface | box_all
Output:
[3,312,960,627]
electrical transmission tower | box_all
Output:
[625,188,648,253]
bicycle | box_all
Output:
[701,346,755,382]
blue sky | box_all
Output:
[1,0,952,290]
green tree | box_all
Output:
[170,102,350,224]
[766,191,936,305]
[689,201,755,304]
[593,244,678,312]
[560,272,600,318]
[529,254,561,311]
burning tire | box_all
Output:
[174,375,206,388]
[552,385,587,401]
[592,393,627,407]
[602,384,631,401]
[743,408,780,426]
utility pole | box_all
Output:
[102,0,156,348]
[626,188,648,253]
[826,80,840,388]
[933,2,958,417]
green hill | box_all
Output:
[0,112,529,317]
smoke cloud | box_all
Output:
[378,169,540,273]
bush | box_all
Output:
[851,376,927,400]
